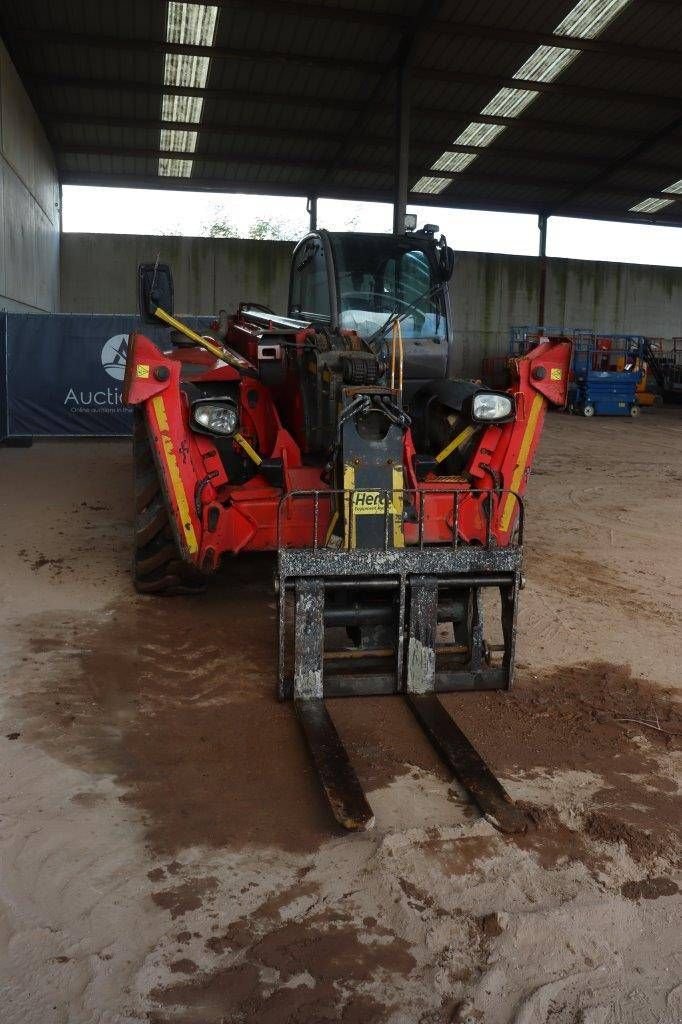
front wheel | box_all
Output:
[630,404,640,418]
[132,411,207,595]
[583,404,595,418]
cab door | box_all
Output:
[386,247,448,392]
[288,235,334,325]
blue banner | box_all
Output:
[1,313,212,439]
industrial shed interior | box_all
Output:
[0,2,680,1023]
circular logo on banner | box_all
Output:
[101,334,129,380]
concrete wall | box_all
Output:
[60,234,293,316]
[60,233,681,377]
[452,253,540,375]
[0,38,60,312]
[450,252,682,375]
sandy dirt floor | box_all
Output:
[0,408,680,1024]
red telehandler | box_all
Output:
[124,226,571,834]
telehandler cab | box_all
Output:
[124,226,571,833]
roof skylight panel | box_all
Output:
[159,158,195,177]
[158,4,219,178]
[629,177,682,214]
[162,95,205,124]
[629,197,675,214]
[160,128,199,153]
[412,175,451,194]
[164,54,212,91]
[166,3,218,46]
[556,0,632,39]
[431,152,477,173]
[514,45,578,83]
[479,88,538,121]
[453,122,506,148]
[413,0,634,196]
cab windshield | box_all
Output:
[331,234,447,343]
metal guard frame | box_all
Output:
[276,487,524,701]
[276,486,525,552]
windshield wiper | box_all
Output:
[366,280,447,349]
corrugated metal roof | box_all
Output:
[1,0,682,226]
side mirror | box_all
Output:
[138,262,174,324]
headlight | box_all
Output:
[471,392,514,422]
[191,400,239,436]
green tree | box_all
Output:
[206,217,237,238]
[248,217,289,240]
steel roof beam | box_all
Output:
[10,30,381,74]
[27,74,366,113]
[13,31,682,108]
[548,110,682,213]
[58,143,369,171]
[51,113,391,147]
[47,113,682,179]
[430,22,682,66]
[55,143,682,202]
[416,68,682,110]
[146,0,682,66]
[151,0,406,29]
[310,0,445,222]
[28,75,651,143]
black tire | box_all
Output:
[133,411,207,595]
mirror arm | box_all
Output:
[153,306,226,361]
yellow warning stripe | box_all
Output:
[499,392,544,532]
[150,396,199,555]
[343,464,356,549]
[324,510,339,546]
[392,464,405,548]
[435,424,476,464]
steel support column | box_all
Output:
[537,214,548,329]
[307,195,317,231]
[393,59,411,236]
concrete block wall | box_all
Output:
[449,253,540,375]
[0,38,60,312]
[546,258,681,338]
[60,233,293,316]
[59,233,681,378]
[450,252,682,376]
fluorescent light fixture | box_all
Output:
[663,179,682,195]
[629,197,675,214]
[412,0,633,196]
[158,4,219,178]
